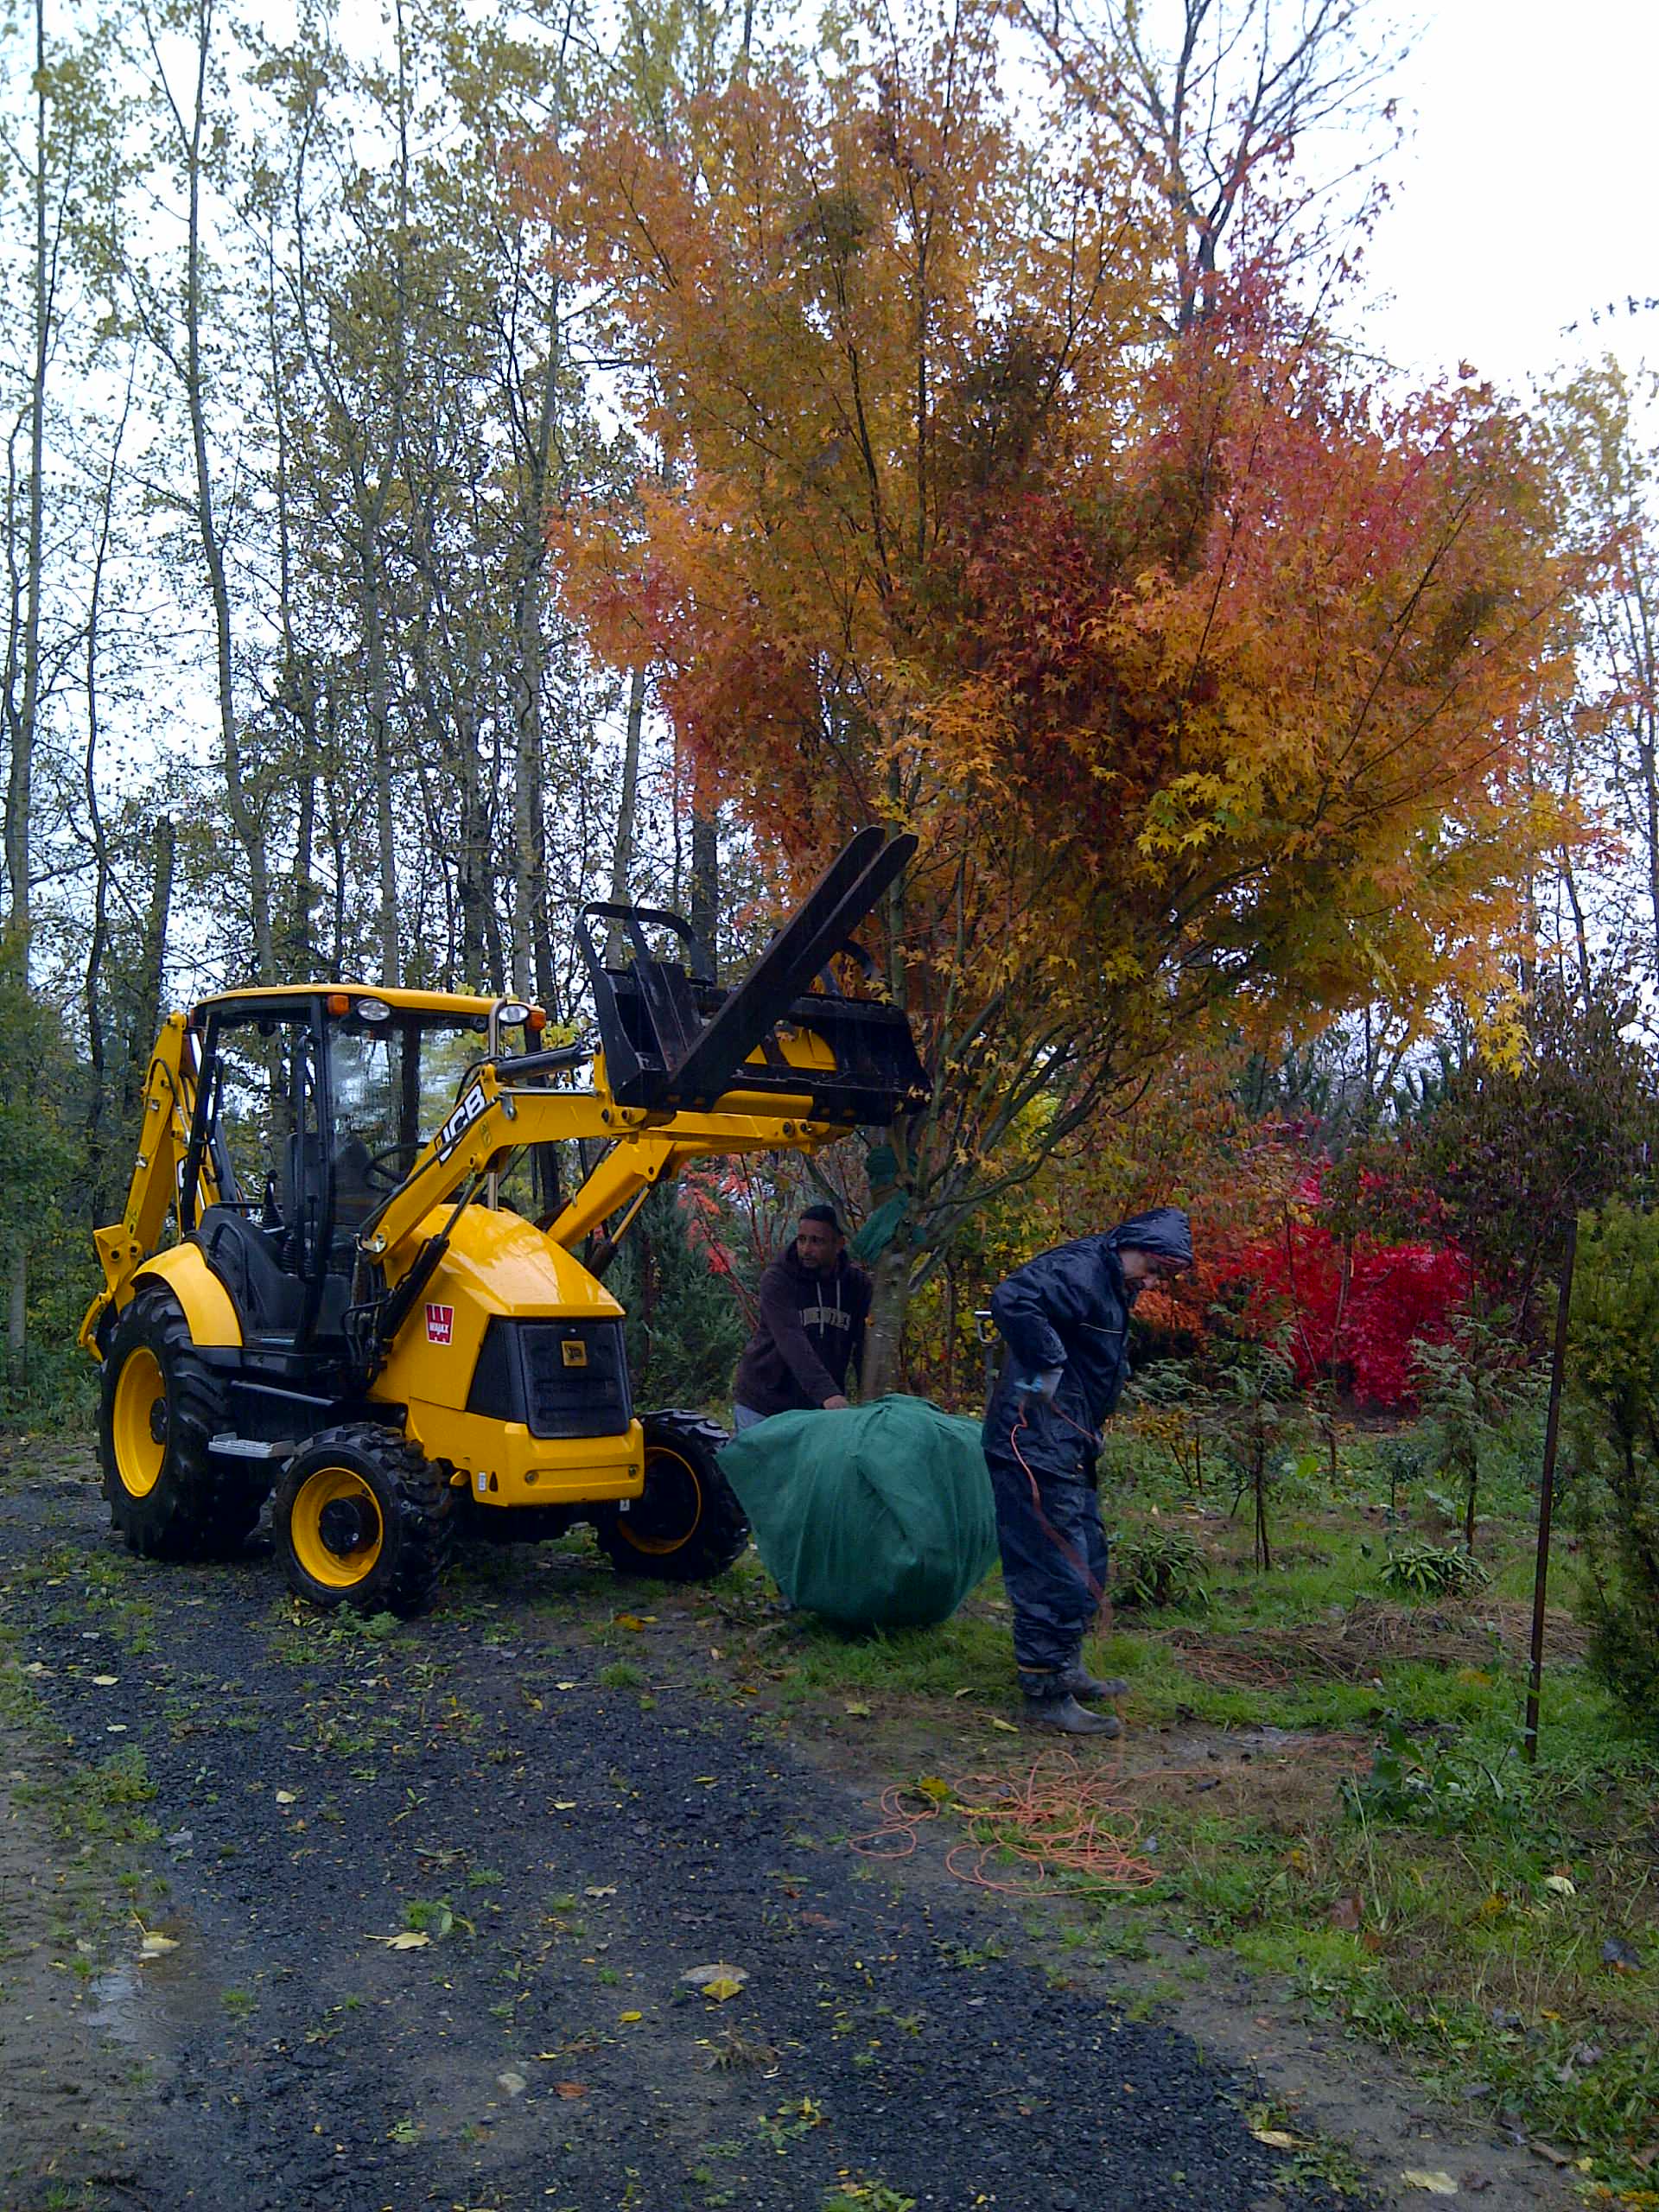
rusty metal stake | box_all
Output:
[1524,1216,1578,1764]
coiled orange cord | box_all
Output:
[850,1750,1163,1892]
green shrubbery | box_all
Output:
[609,1185,750,1413]
[1566,1203,1659,1736]
[1375,1538,1491,1599]
[1109,1522,1209,1610]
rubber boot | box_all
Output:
[1063,1666,1129,1702]
[1021,1693,1122,1737]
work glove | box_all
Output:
[1018,1366,1064,1400]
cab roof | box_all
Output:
[188,985,545,1023]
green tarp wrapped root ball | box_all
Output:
[717,1394,999,1627]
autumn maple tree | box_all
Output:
[531,0,1574,1378]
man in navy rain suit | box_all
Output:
[982,1208,1193,1735]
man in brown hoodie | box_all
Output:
[731,1205,874,1430]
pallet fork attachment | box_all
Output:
[575,826,929,1122]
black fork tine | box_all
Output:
[667,830,917,1108]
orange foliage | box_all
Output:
[527,0,1578,1274]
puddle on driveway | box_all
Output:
[82,1920,223,2055]
[85,1961,143,2043]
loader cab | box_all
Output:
[181,988,543,1366]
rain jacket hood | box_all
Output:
[1109,1206,1194,1269]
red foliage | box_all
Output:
[1208,1203,1470,1409]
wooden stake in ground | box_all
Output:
[1524,1217,1578,1764]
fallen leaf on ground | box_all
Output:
[914,1777,951,1802]
[555,1681,577,1691]
[842,1702,871,1718]
[1249,2126,1298,2149]
[986,1717,1018,1732]
[619,2010,643,2023]
[23,1662,52,1676]
[1529,2142,1572,2166]
[138,1933,179,1959]
[682,1963,749,1995]
[1400,2171,1459,2196]
[552,1801,577,1811]
[380,1931,430,1951]
[1542,1874,1576,1897]
[613,1613,656,1630]
[91,1674,119,1687]
[553,2082,587,2100]
[275,1790,297,1806]
[584,1885,617,1898]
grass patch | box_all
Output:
[772,1440,1659,2191]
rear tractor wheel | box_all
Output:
[275,1424,454,1618]
[594,1410,747,1582]
[99,1289,264,1559]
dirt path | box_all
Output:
[0,1440,1571,2212]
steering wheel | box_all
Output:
[362,1141,426,1192]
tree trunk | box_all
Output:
[861,1245,912,1400]
[4,0,47,943]
[172,0,273,981]
[690,806,718,979]
[124,818,175,1137]
[605,666,647,964]
[83,370,132,1218]
[8,1249,26,1395]
[507,257,563,1006]
[1254,1453,1271,1571]
[268,239,317,976]
[358,538,401,987]
[454,696,493,987]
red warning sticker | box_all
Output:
[425,1303,454,1345]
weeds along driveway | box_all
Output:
[0,1442,1359,2212]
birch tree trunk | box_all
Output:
[3,0,48,944]
[142,0,274,980]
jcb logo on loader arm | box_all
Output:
[435,1080,488,1162]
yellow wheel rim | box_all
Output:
[618,1446,703,1556]
[289,1466,384,1589]
[111,1345,167,1500]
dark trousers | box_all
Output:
[982,1401,1108,1698]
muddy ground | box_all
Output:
[0,1437,1574,2212]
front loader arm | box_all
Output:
[79,1014,218,1353]
[356,1063,839,1274]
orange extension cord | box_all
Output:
[850,1749,1166,1894]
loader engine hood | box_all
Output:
[372,1205,622,1419]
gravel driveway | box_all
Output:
[1,1443,1357,2212]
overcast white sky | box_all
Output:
[1359,0,1657,394]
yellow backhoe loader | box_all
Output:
[80,829,929,1615]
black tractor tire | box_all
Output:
[594,1410,748,1582]
[99,1289,266,1559]
[274,1424,454,1618]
